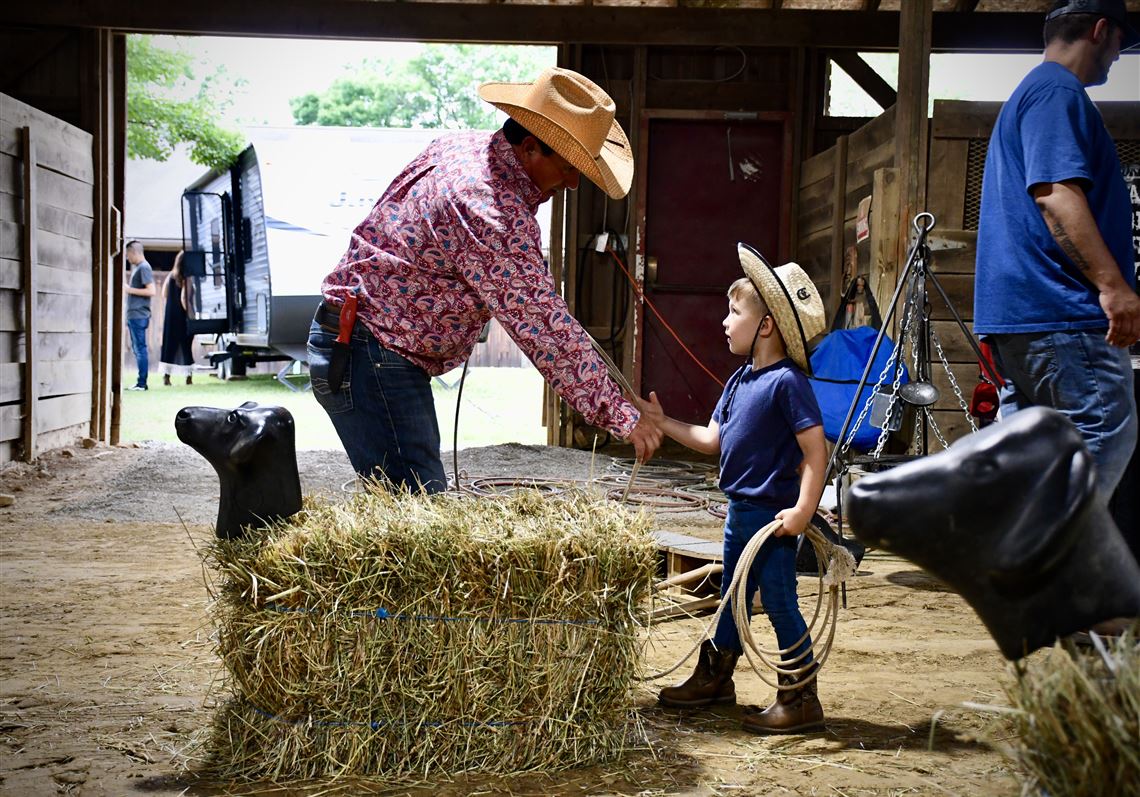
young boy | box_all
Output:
[643,244,828,734]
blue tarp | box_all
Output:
[808,326,908,451]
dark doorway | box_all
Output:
[638,113,793,424]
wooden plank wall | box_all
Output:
[795,105,896,321]
[923,99,995,445]
[0,93,95,463]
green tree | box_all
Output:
[290,60,427,127]
[127,35,245,171]
[290,44,553,129]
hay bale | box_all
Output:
[202,488,656,780]
[1003,632,1139,797]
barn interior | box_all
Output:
[4,0,1137,463]
[1,2,1139,794]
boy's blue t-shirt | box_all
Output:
[713,358,823,506]
[973,61,1134,335]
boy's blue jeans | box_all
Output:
[990,330,1137,501]
[712,499,813,666]
[307,316,447,493]
[127,317,149,388]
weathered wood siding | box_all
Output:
[796,106,896,319]
[0,93,95,463]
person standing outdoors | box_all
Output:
[308,67,662,491]
[124,240,155,391]
[159,251,195,386]
[974,0,1140,508]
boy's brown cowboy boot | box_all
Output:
[658,640,740,708]
[742,673,825,734]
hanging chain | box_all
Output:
[870,292,919,459]
[840,342,901,457]
[926,407,952,450]
[929,322,978,435]
[909,402,924,455]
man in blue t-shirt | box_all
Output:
[975,0,1140,508]
[124,240,155,391]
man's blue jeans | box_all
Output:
[127,317,149,388]
[307,315,446,493]
[712,499,813,666]
[991,330,1138,501]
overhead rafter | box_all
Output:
[829,49,897,110]
[5,2,1047,52]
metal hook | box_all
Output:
[913,212,936,235]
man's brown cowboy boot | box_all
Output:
[742,673,825,734]
[658,640,740,708]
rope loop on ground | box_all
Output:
[643,519,855,690]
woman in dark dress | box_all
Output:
[159,251,195,386]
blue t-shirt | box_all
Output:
[974,61,1134,335]
[712,358,823,506]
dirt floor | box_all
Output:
[0,441,1022,797]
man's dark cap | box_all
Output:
[1047,0,1140,49]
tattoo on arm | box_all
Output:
[1048,218,1090,272]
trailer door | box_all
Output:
[181,190,234,335]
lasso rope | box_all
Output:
[645,520,856,690]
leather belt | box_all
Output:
[315,301,341,331]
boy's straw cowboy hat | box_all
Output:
[737,243,826,375]
[479,67,633,200]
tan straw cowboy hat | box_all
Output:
[479,67,633,200]
[737,243,826,375]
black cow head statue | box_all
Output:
[846,406,1140,660]
[175,402,302,540]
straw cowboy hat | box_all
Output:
[479,67,633,200]
[737,243,826,375]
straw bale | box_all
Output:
[1003,632,1139,797]
[201,488,657,781]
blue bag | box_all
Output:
[808,326,908,451]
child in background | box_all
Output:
[643,244,828,734]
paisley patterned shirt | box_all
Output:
[321,129,639,438]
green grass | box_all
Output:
[121,366,547,450]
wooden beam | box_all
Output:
[862,0,882,10]
[4,3,1048,51]
[20,126,37,462]
[895,0,932,258]
[110,33,125,446]
[952,0,981,12]
[624,44,646,398]
[829,135,849,317]
[829,50,897,110]
[84,28,108,443]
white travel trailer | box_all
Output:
[182,126,555,381]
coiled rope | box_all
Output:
[645,519,856,690]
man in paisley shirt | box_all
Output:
[308,67,663,491]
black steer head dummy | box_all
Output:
[175,402,303,540]
[846,406,1140,660]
